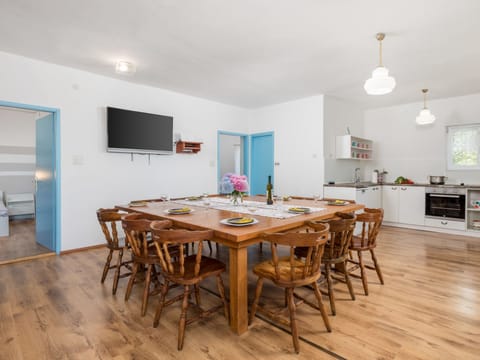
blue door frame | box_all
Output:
[0,100,61,254]
[217,131,250,192]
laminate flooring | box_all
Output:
[0,226,478,359]
[0,219,53,264]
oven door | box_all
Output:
[425,193,466,219]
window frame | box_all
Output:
[446,123,480,171]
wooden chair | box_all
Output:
[249,226,331,354]
[96,208,132,295]
[150,222,229,351]
[121,213,172,316]
[347,208,384,295]
[308,212,356,315]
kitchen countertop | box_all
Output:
[324,182,480,189]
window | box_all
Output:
[447,124,480,170]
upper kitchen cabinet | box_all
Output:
[336,135,373,160]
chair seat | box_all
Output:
[350,236,375,250]
[253,257,311,283]
[169,255,226,283]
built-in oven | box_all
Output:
[425,187,466,220]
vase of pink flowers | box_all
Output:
[219,173,249,206]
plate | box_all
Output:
[166,207,193,215]
[220,217,259,227]
[186,196,201,201]
[288,207,311,214]
[129,201,147,207]
[327,200,350,206]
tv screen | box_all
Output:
[107,107,173,154]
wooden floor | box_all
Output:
[0,219,53,264]
[0,226,479,359]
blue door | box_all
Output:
[250,132,274,196]
[35,113,55,250]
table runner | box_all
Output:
[174,197,325,219]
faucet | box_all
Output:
[354,168,361,183]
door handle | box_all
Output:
[441,221,448,225]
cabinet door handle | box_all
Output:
[441,221,448,225]
[401,187,407,191]
[392,187,397,190]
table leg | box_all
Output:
[228,246,248,335]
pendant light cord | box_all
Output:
[379,40,383,67]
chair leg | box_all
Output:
[370,249,384,285]
[125,262,139,301]
[141,264,153,316]
[324,266,336,316]
[101,249,113,283]
[153,279,170,328]
[112,249,124,295]
[194,284,201,306]
[358,251,369,296]
[343,262,356,301]
[312,281,331,332]
[286,288,300,353]
[216,275,229,321]
[284,288,288,307]
[249,277,264,325]
[206,240,213,254]
[178,285,190,351]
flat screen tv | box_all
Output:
[107,107,173,154]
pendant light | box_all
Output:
[364,33,396,95]
[416,89,436,125]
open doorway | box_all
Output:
[0,101,60,263]
[217,131,249,192]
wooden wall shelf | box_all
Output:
[176,141,203,154]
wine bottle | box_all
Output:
[266,175,273,205]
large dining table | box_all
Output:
[117,196,363,335]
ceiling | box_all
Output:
[1,0,479,109]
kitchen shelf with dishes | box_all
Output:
[466,188,480,231]
[336,135,373,160]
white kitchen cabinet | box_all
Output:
[398,186,425,226]
[335,135,373,160]
[382,186,399,222]
[323,186,382,209]
[424,218,465,231]
[382,185,425,226]
[323,186,356,201]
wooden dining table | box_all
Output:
[117,196,363,335]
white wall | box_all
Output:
[248,95,324,197]
[0,51,249,250]
[364,93,480,184]
[323,96,365,183]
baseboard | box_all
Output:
[60,244,105,255]
[0,252,55,266]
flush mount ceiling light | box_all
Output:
[364,33,396,95]
[115,60,136,75]
[416,89,436,125]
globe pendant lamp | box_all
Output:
[416,89,436,125]
[364,33,396,95]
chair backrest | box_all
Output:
[308,212,356,263]
[122,213,171,257]
[150,221,214,279]
[96,208,125,249]
[355,208,383,249]
[262,223,329,286]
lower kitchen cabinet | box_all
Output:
[323,186,381,209]
[382,185,425,226]
[424,217,466,231]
